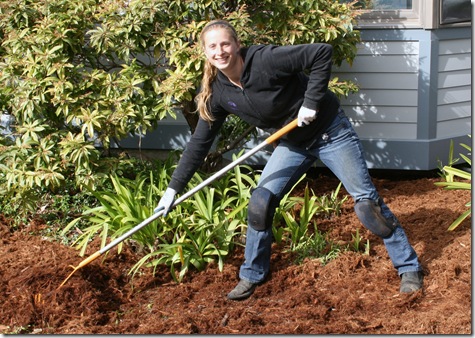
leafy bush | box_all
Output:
[61,154,178,255]
[65,153,255,282]
[0,0,165,197]
[0,0,361,214]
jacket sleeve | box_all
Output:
[168,115,226,193]
[265,43,333,111]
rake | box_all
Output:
[58,118,298,288]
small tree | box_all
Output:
[0,0,360,214]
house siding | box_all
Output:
[436,38,471,138]
[330,27,471,170]
[333,40,420,141]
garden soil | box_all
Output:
[0,170,471,334]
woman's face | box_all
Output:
[202,27,241,73]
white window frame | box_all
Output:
[353,0,471,29]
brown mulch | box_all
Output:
[0,171,471,334]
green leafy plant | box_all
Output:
[64,151,258,282]
[437,140,461,182]
[62,173,166,256]
[128,169,254,282]
[61,153,180,255]
[314,181,349,218]
[61,151,358,282]
[282,183,325,251]
[0,0,361,214]
[130,214,242,283]
[435,136,471,231]
[291,228,342,265]
[272,175,307,244]
[350,228,370,255]
[273,179,350,266]
[351,228,363,252]
[281,186,369,265]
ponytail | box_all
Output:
[195,60,217,122]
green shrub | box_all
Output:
[64,152,256,282]
[0,0,360,214]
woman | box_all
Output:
[155,20,423,300]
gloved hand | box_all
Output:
[297,106,318,127]
[154,187,177,216]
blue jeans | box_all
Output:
[239,110,423,283]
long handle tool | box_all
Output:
[58,118,298,288]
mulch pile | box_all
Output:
[0,173,471,334]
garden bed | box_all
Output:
[0,171,471,334]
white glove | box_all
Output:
[154,187,177,216]
[297,106,318,127]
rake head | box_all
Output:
[57,251,102,289]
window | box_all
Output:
[345,0,421,28]
[440,0,471,24]
[344,0,471,29]
[354,0,413,10]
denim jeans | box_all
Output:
[239,109,423,284]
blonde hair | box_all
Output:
[195,20,239,123]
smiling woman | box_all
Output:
[195,20,245,122]
[154,19,424,301]
[201,23,244,88]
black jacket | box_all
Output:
[169,43,341,193]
